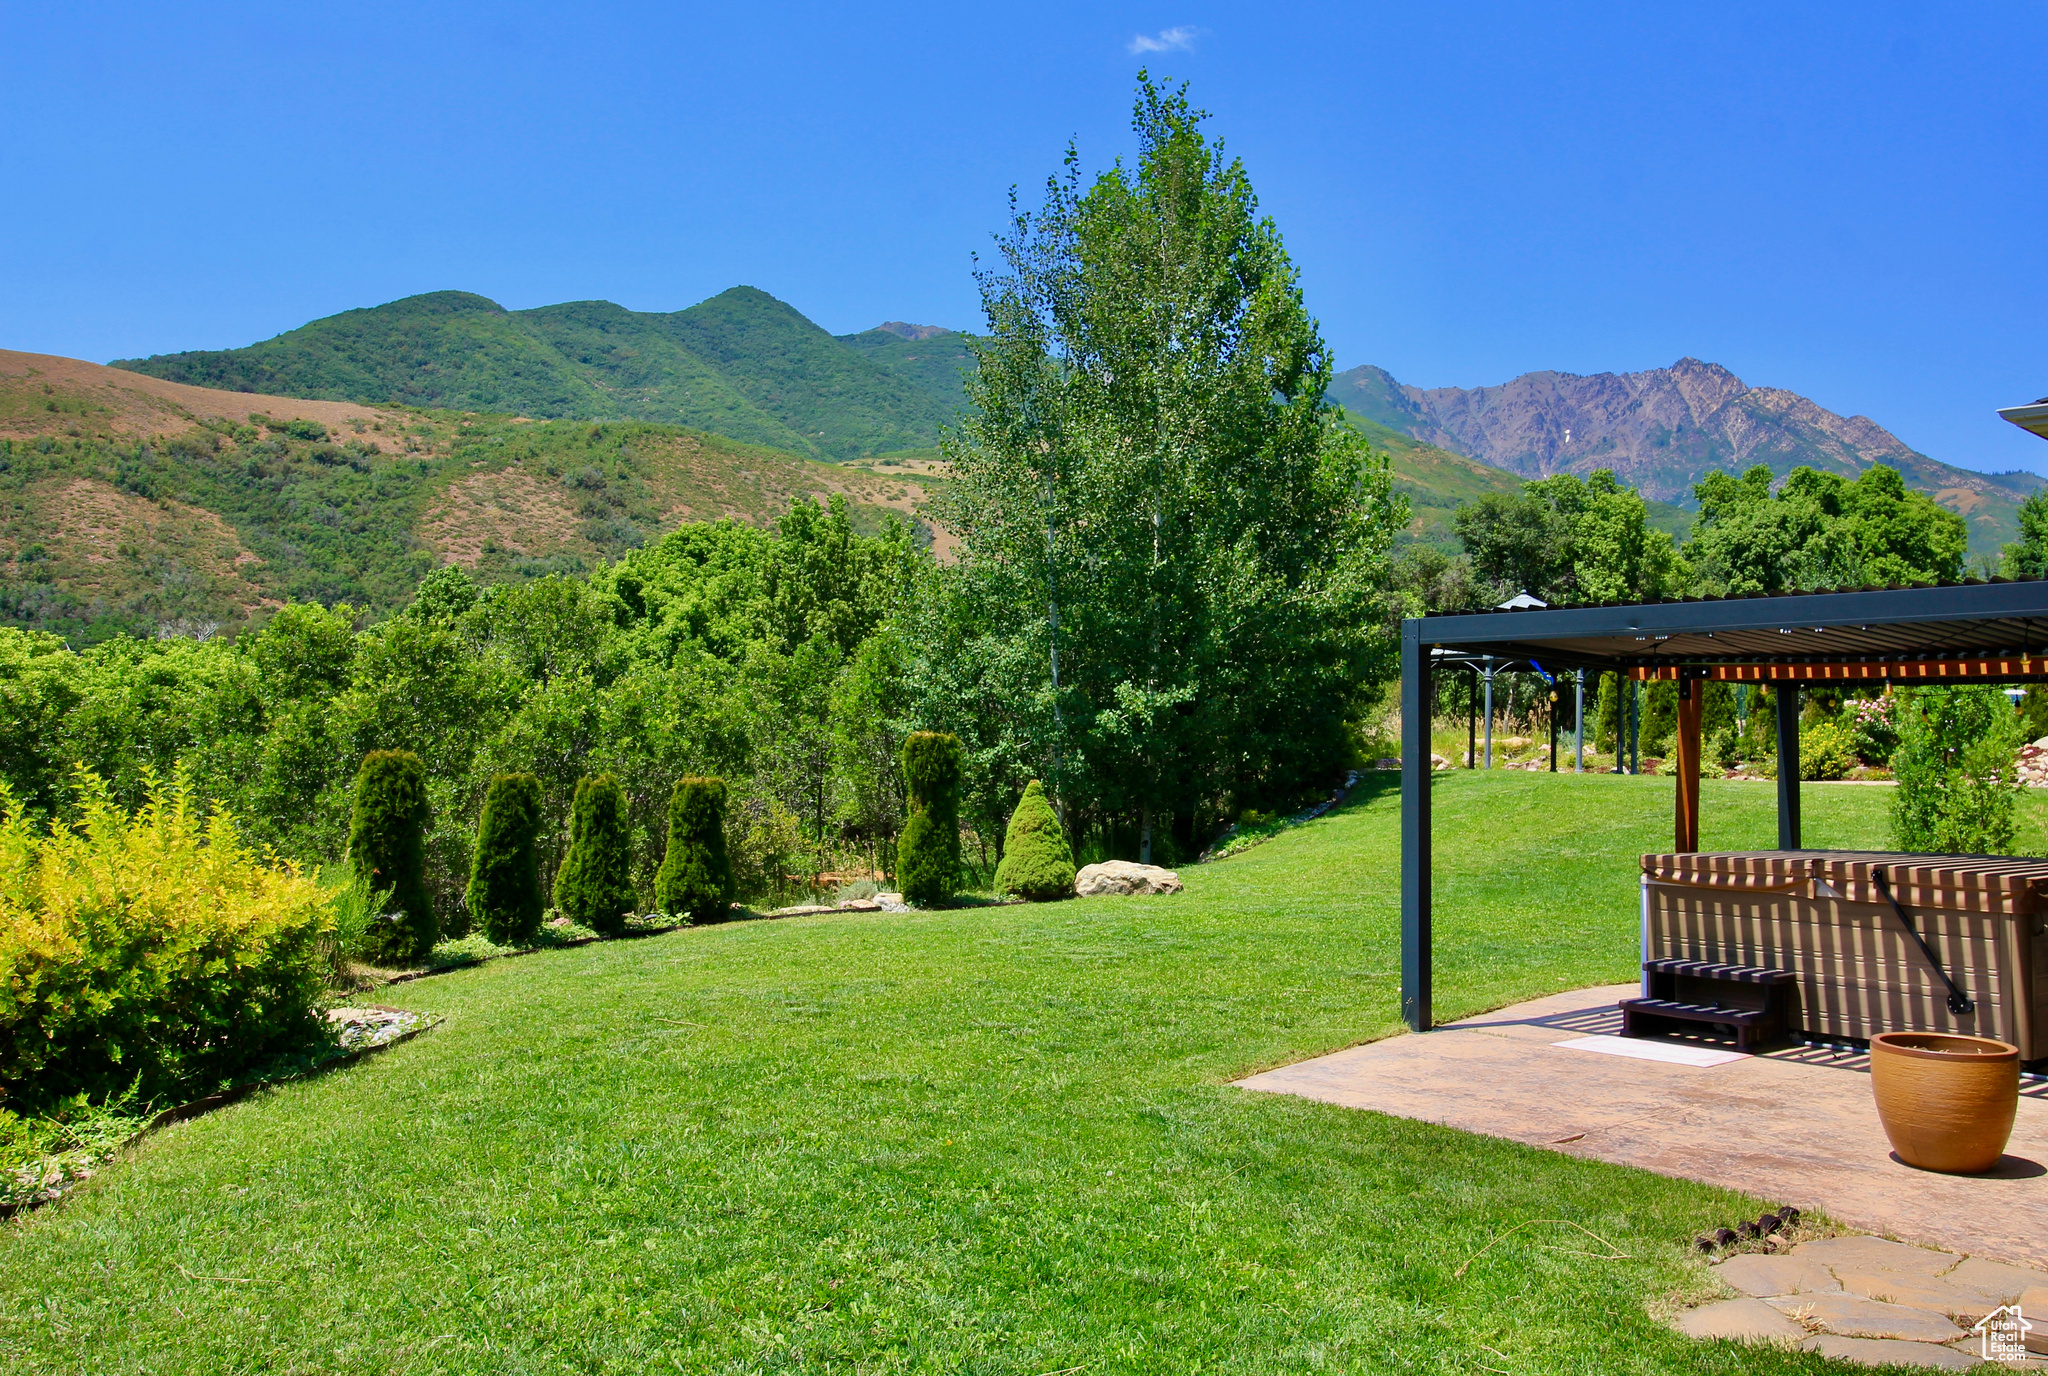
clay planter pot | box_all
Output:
[1870,1031,2020,1174]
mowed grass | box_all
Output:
[5,774,2042,1374]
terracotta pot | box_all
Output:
[1870,1031,2020,1174]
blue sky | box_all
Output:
[3,1,2044,474]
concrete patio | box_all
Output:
[1236,984,2048,1267]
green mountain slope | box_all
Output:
[113,289,961,463]
[507,298,815,451]
[0,350,941,643]
[1339,410,1521,548]
[1330,408,1702,549]
[657,288,954,458]
[838,325,977,416]
[111,291,612,417]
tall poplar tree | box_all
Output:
[920,75,1401,858]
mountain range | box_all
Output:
[113,288,972,464]
[96,286,2044,563]
[1330,358,2041,554]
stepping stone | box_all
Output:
[1770,1293,1965,1342]
[1943,1257,2048,1305]
[1791,1236,1961,1278]
[1717,1253,1842,1298]
[1798,1335,1981,1369]
[2019,1287,2048,1353]
[1832,1269,2003,1321]
[1673,1298,1808,1343]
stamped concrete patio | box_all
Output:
[1236,984,2048,1268]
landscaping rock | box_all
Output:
[1717,1252,1842,1298]
[325,1006,433,1053]
[1074,861,1183,897]
[1790,1236,1961,1278]
[1770,1293,1964,1342]
[2021,1287,2048,1352]
[1797,1335,1981,1369]
[2019,741,2048,789]
[1673,1298,1807,1343]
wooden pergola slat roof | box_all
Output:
[1418,577,2048,676]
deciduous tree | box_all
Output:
[1687,464,1963,596]
[923,75,1400,859]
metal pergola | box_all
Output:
[1399,577,2048,1032]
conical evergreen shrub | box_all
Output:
[467,772,544,946]
[552,773,636,935]
[993,780,1075,901]
[655,777,732,923]
[346,750,436,964]
[897,731,962,908]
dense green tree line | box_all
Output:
[1404,460,1970,620]
[0,498,919,929]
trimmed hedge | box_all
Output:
[346,750,435,964]
[0,772,329,1109]
[993,779,1075,901]
[898,731,962,907]
[552,774,636,936]
[467,773,544,946]
[655,777,732,923]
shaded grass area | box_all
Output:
[4,773,2037,1372]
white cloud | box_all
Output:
[1128,26,1199,55]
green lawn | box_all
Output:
[4,774,2036,1373]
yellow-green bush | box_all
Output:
[1801,716,1859,781]
[0,771,331,1110]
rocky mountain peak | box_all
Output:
[1325,355,2041,557]
[874,322,951,341]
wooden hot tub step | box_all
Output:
[1620,996,1771,1026]
[1640,958,1794,987]
[1619,996,1786,1051]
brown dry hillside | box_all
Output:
[0,349,404,442]
[0,350,945,642]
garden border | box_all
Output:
[3,1009,444,1221]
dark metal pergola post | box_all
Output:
[1467,668,1477,769]
[1629,679,1641,774]
[1483,657,1495,769]
[1401,619,1432,1033]
[1776,684,1802,849]
[1548,687,1559,770]
[1574,672,1585,772]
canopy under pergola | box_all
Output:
[1398,577,2048,1032]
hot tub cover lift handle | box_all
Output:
[1871,866,1975,1017]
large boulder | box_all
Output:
[1075,861,1183,897]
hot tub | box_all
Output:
[1641,850,2048,1060]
